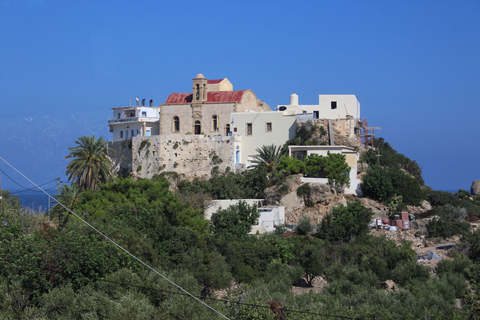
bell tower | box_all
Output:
[191,73,207,126]
[192,73,208,104]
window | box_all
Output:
[173,116,180,132]
[131,129,134,137]
[225,124,231,136]
[313,111,319,119]
[146,130,151,136]
[195,84,200,100]
[142,111,147,117]
[117,113,120,119]
[246,123,253,135]
[278,106,287,111]
[126,130,129,138]
[294,151,307,162]
[152,151,156,157]
[212,115,218,131]
[137,129,140,135]
[234,127,237,132]
[331,101,337,109]
[265,122,272,132]
[194,120,201,135]
[120,131,123,138]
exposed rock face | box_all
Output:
[357,197,389,217]
[357,163,369,174]
[305,183,332,204]
[381,280,398,292]
[264,175,305,219]
[471,181,480,196]
[264,174,303,206]
[421,200,432,211]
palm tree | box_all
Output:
[249,144,287,171]
[50,183,82,227]
[65,135,113,190]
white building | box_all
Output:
[108,106,161,140]
[288,145,362,196]
[278,93,361,121]
[230,111,297,167]
[204,199,285,234]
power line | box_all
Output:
[0,168,57,193]
[11,184,58,195]
[0,156,230,320]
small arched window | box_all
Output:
[212,115,218,131]
[173,116,180,132]
[195,84,200,100]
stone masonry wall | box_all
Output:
[108,134,235,181]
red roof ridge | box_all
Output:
[207,79,224,84]
[164,90,249,104]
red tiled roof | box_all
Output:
[165,90,247,104]
[165,93,193,104]
[207,79,223,84]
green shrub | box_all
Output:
[427,218,470,238]
[435,204,467,222]
[210,201,259,239]
[298,242,328,285]
[294,216,314,236]
[316,201,373,242]
[276,156,306,174]
[361,137,424,185]
[140,139,149,149]
[361,165,394,201]
[392,261,430,286]
[362,165,426,205]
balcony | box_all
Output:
[108,116,160,125]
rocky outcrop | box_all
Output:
[304,183,333,204]
[264,174,303,206]
[471,181,480,196]
[421,200,432,211]
[264,175,305,219]
[357,197,389,217]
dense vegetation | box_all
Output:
[2,175,480,319]
[2,135,480,318]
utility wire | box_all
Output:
[0,169,57,192]
[11,184,58,195]
[0,156,230,320]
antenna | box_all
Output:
[344,103,350,117]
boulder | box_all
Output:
[264,174,303,205]
[420,200,432,211]
[471,181,480,196]
[306,183,332,204]
[381,280,398,292]
[357,163,369,174]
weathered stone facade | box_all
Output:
[108,134,236,181]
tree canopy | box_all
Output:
[65,135,114,190]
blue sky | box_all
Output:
[1,0,479,193]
